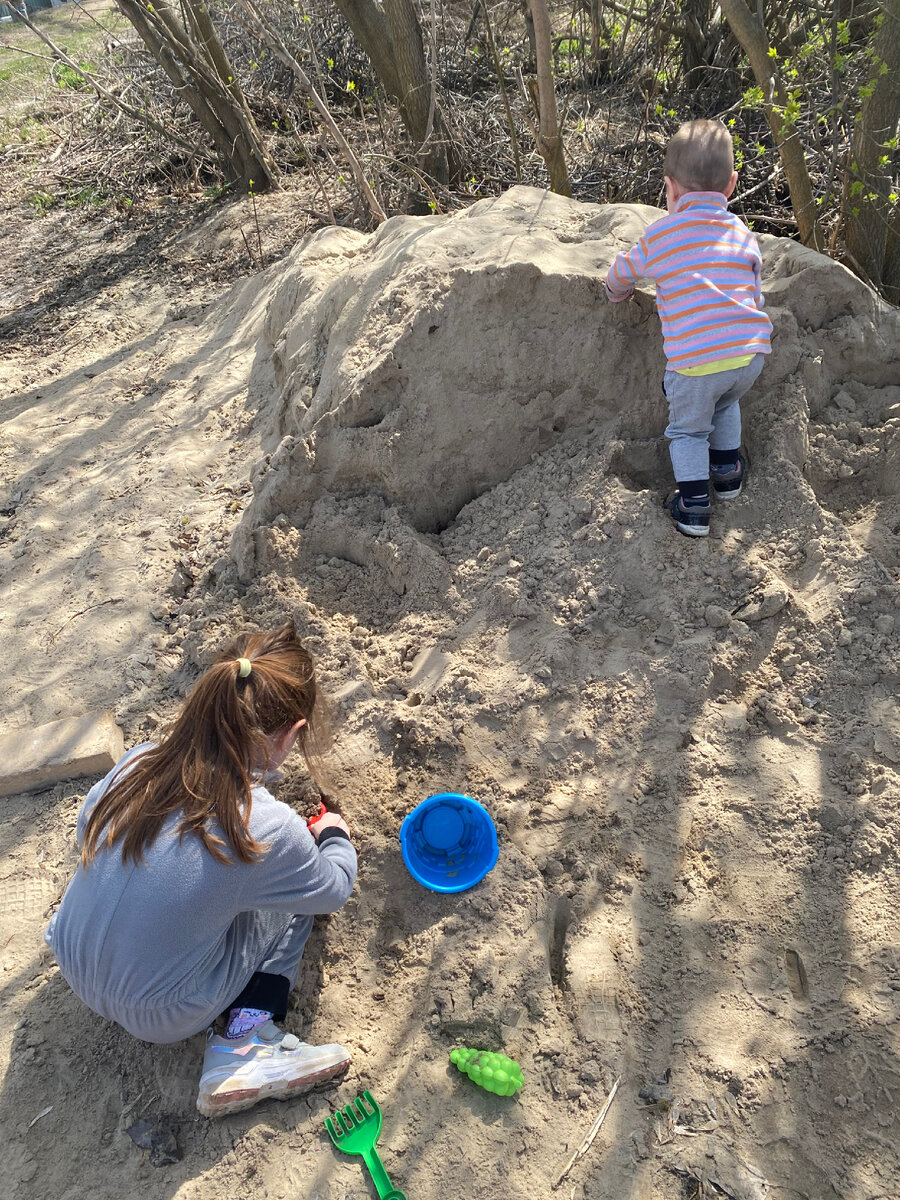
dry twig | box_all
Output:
[553,1075,621,1189]
[47,598,124,644]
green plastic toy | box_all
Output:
[325,1091,406,1200]
[450,1047,524,1096]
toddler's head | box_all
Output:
[664,119,736,209]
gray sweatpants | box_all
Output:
[663,354,765,482]
[91,910,316,1044]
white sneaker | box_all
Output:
[196,1020,350,1117]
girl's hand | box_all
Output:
[310,812,351,842]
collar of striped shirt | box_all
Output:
[674,192,729,213]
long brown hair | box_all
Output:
[81,622,328,868]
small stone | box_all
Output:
[735,583,789,622]
[126,1117,181,1166]
[655,620,676,645]
[168,563,193,597]
[639,1080,673,1105]
[536,1037,564,1057]
[720,701,748,732]
[874,615,894,634]
[579,1060,603,1086]
[705,604,731,629]
[818,805,844,833]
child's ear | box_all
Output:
[273,718,306,754]
[724,170,738,198]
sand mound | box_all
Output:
[231,185,899,601]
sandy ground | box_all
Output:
[1,186,899,1200]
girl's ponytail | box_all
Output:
[81,622,328,867]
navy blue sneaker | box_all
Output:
[710,453,745,499]
[667,492,710,537]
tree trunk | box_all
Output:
[332,0,452,185]
[844,0,900,296]
[115,0,279,191]
[382,0,448,184]
[883,208,900,305]
[529,0,572,196]
[589,0,602,61]
[719,0,824,250]
[681,0,713,76]
[521,0,537,69]
[330,0,403,101]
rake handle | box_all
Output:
[360,1144,404,1200]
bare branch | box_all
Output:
[235,0,386,224]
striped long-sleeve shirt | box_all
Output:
[604,192,772,371]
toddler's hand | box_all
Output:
[603,280,633,304]
[311,812,352,842]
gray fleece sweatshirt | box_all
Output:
[45,745,357,1040]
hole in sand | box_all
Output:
[344,411,389,430]
[548,895,573,990]
[608,438,669,492]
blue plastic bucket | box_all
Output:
[399,793,499,893]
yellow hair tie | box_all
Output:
[237,658,252,678]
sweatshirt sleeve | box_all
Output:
[604,238,649,302]
[244,791,358,915]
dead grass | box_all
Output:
[0,0,126,116]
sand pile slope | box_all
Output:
[232,186,899,592]
[2,187,899,1200]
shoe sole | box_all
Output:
[197,1052,350,1118]
[712,482,742,499]
[674,520,709,537]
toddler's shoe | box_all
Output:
[710,453,745,499]
[667,492,710,538]
[197,1020,350,1117]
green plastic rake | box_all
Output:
[324,1089,407,1200]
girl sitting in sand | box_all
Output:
[45,621,356,1117]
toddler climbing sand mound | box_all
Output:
[605,119,772,538]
